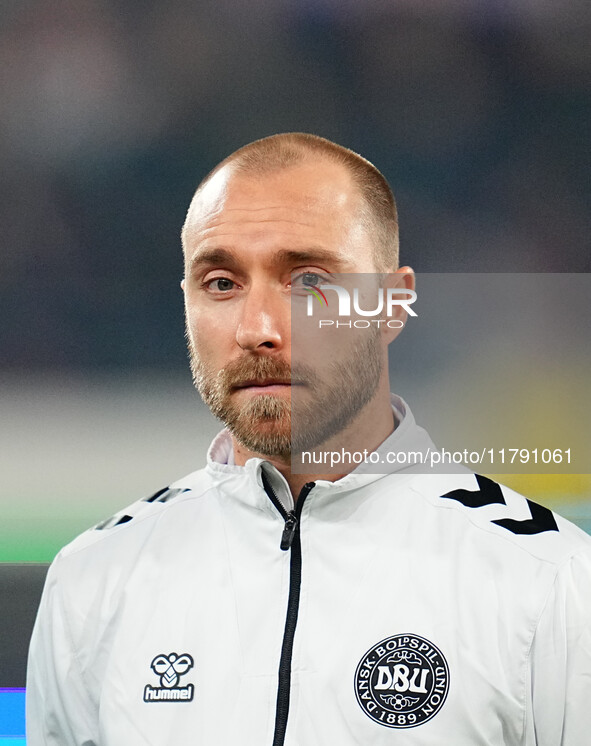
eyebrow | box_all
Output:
[275,248,351,268]
[187,246,352,274]
[187,248,238,274]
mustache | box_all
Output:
[217,355,314,390]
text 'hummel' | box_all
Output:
[143,652,194,703]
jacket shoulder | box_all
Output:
[57,467,216,561]
[407,472,591,566]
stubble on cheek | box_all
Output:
[186,333,293,458]
[186,326,384,461]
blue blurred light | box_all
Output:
[0,689,25,738]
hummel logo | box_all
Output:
[143,652,194,702]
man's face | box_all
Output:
[182,159,387,459]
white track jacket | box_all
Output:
[27,397,591,745]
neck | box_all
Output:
[232,382,395,498]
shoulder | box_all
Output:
[36,466,227,656]
[55,466,218,566]
[403,472,591,567]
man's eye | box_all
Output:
[293,272,324,288]
[207,277,235,292]
[302,272,322,287]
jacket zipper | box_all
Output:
[261,471,315,746]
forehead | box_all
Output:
[182,158,371,259]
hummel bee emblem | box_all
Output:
[143,652,194,702]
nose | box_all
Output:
[235,283,287,352]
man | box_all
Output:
[27,133,591,745]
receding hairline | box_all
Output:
[182,133,399,271]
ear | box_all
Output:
[180,278,186,291]
[381,266,416,346]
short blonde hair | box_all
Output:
[184,133,399,271]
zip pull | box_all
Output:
[280,512,298,551]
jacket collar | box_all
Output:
[205,394,436,510]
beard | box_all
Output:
[187,327,383,460]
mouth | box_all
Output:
[233,379,292,392]
[231,378,309,395]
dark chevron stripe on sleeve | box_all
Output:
[440,476,560,536]
[114,514,133,526]
[95,487,190,530]
[144,487,189,503]
[144,487,170,503]
[441,474,506,509]
[491,499,559,535]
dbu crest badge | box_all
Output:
[355,634,449,728]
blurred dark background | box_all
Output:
[1,0,590,372]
